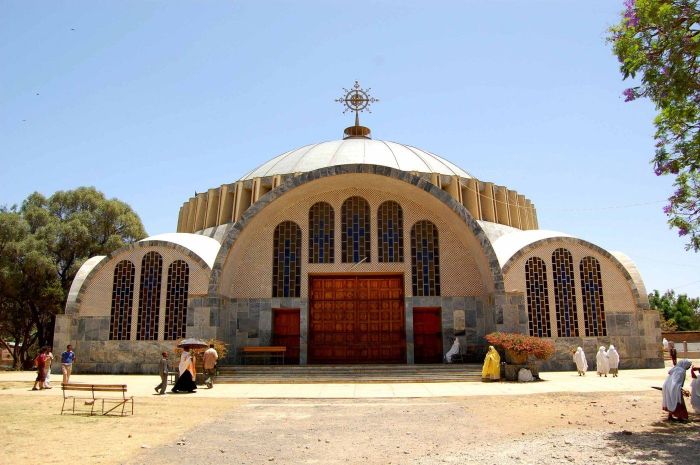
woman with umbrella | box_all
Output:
[172,339,206,393]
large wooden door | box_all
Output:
[413,307,443,363]
[272,308,300,364]
[309,275,405,364]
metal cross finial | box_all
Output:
[335,81,379,126]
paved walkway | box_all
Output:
[1,360,693,399]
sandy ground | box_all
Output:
[1,363,698,465]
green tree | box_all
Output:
[648,289,700,330]
[0,188,146,368]
[609,1,700,250]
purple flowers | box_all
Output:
[678,227,688,236]
[663,204,672,214]
[624,0,639,27]
[623,88,636,102]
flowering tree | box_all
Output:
[609,1,700,250]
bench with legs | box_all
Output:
[61,383,134,416]
[241,346,286,365]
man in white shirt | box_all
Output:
[203,344,218,389]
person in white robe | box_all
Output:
[573,347,588,376]
[172,348,197,393]
[662,338,668,351]
[606,345,620,377]
[445,338,460,363]
[596,346,609,377]
[690,365,700,414]
[662,359,691,421]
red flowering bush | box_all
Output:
[485,332,555,360]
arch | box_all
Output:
[210,164,505,299]
[109,260,135,340]
[165,260,189,340]
[525,257,551,337]
[137,251,162,340]
[308,202,335,264]
[377,201,404,263]
[411,220,441,296]
[341,196,371,263]
[272,221,302,298]
[552,248,578,337]
[580,256,607,336]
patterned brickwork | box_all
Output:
[164,260,189,340]
[377,201,404,263]
[223,176,491,298]
[137,252,162,340]
[525,257,551,337]
[341,196,371,263]
[411,220,441,296]
[580,256,607,336]
[272,221,302,297]
[308,202,334,263]
[109,260,135,340]
[552,248,579,337]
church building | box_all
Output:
[54,83,663,373]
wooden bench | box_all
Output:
[61,383,134,416]
[241,346,286,365]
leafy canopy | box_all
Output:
[648,289,700,330]
[609,0,700,250]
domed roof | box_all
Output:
[240,138,472,180]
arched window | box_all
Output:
[411,220,441,296]
[377,201,404,262]
[272,221,301,297]
[525,257,551,337]
[309,202,334,263]
[580,256,607,336]
[137,251,162,340]
[165,260,189,340]
[341,196,371,263]
[109,260,135,340]
[552,248,579,337]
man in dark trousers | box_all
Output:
[155,352,169,395]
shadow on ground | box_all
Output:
[608,418,700,464]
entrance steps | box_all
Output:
[215,364,483,383]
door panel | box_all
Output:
[272,308,300,364]
[309,275,405,364]
[413,307,443,364]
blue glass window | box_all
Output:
[309,202,334,263]
[525,257,551,337]
[272,221,301,297]
[341,197,371,263]
[552,248,579,337]
[580,256,606,336]
[411,220,440,296]
[378,201,404,262]
[137,251,162,340]
[110,260,135,340]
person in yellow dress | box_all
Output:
[482,345,501,381]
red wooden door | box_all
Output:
[413,307,443,363]
[272,308,300,364]
[309,275,405,364]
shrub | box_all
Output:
[485,332,555,360]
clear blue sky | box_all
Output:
[1,1,698,297]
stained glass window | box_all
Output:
[164,260,189,340]
[341,196,371,263]
[411,220,441,296]
[552,248,579,337]
[272,221,301,297]
[137,251,162,340]
[525,257,551,337]
[309,202,334,263]
[109,260,135,340]
[377,201,404,262]
[580,256,607,336]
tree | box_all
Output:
[648,289,700,330]
[609,1,700,251]
[0,188,146,368]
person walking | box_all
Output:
[573,347,588,376]
[155,352,169,395]
[481,346,501,381]
[172,348,197,393]
[662,359,691,422]
[596,346,609,377]
[61,344,76,384]
[668,341,678,366]
[44,347,54,388]
[607,345,620,377]
[32,347,48,391]
[203,344,218,389]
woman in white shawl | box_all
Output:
[606,345,620,377]
[690,365,700,414]
[662,359,691,421]
[445,338,460,363]
[596,346,609,377]
[573,347,587,376]
[171,348,197,393]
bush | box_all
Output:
[485,332,555,360]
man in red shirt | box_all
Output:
[32,347,48,390]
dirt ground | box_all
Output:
[1,388,697,465]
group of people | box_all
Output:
[572,345,620,377]
[662,358,700,422]
[161,343,218,394]
[31,344,75,391]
